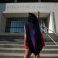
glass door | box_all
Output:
[39,18,48,33]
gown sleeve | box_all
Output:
[24,25,29,49]
[40,32,45,47]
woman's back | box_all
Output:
[24,13,45,55]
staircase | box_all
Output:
[0,33,58,58]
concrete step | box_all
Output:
[0,40,57,45]
[0,44,21,48]
[0,53,58,58]
[0,38,56,42]
[0,48,58,54]
[0,44,56,48]
[0,41,56,45]
[19,45,58,49]
[45,42,55,45]
[0,43,58,48]
[0,33,58,42]
[44,45,58,49]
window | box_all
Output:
[5,17,26,33]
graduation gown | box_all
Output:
[24,22,45,54]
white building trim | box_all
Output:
[48,12,55,33]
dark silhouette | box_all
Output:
[24,13,45,58]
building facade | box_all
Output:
[0,1,58,33]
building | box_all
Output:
[0,1,58,33]
[0,1,58,58]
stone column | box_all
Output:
[0,12,2,32]
[48,12,55,33]
[0,12,6,33]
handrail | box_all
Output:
[44,31,57,45]
[43,27,57,45]
[44,26,58,37]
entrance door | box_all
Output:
[39,18,48,33]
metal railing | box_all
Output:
[43,27,58,45]
[45,27,58,37]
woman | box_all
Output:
[24,13,45,58]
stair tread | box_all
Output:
[0,43,57,45]
[0,53,58,57]
[0,48,58,50]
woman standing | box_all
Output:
[24,13,45,58]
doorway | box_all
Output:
[39,17,48,33]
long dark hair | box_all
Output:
[28,13,38,23]
[27,13,39,28]
[25,13,42,54]
[26,13,41,34]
